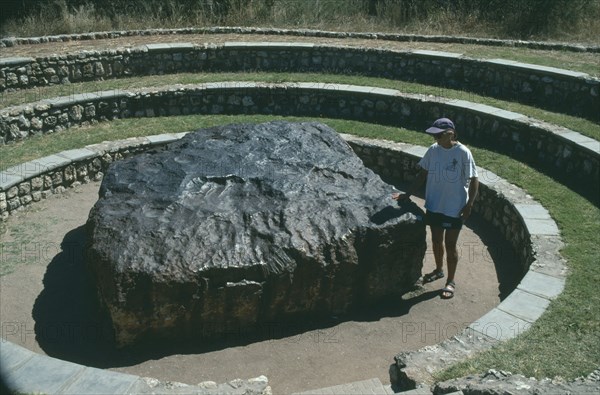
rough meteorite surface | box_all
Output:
[86,121,426,346]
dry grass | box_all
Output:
[2,0,599,44]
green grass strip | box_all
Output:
[1,73,598,141]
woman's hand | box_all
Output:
[460,204,473,220]
[392,192,410,201]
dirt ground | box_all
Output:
[0,33,471,57]
[0,180,517,394]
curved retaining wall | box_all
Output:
[1,83,598,203]
[0,131,566,392]
[1,42,598,121]
[2,26,599,52]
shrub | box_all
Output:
[0,0,599,42]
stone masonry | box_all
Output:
[1,83,598,202]
[1,42,598,121]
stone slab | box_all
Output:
[57,148,100,162]
[0,341,35,372]
[369,86,402,96]
[145,43,173,51]
[292,378,393,395]
[487,58,521,67]
[522,218,560,236]
[491,108,526,121]
[346,85,379,95]
[42,90,126,107]
[517,270,565,299]
[93,89,128,100]
[496,289,551,323]
[399,388,433,394]
[146,134,180,145]
[446,100,525,121]
[411,49,463,59]
[224,41,315,49]
[402,146,427,159]
[514,203,551,220]
[6,353,84,394]
[173,132,189,140]
[578,140,600,154]
[0,171,24,190]
[554,130,600,156]
[447,99,496,114]
[32,154,74,172]
[477,167,503,186]
[530,257,568,278]
[62,367,139,395]
[169,42,195,50]
[558,130,597,145]
[0,57,34,67]
[488,59,589,78]
[2,161,46,182]
[469,308,531,342]
[201,81,257,90]
[42,95,80,107]
[524,64,590,78]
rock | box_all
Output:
[433,367,600,394]
[86,121,426,347]
[137,375,271,394]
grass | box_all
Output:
[2,0,600,44]
[435,161,600,379]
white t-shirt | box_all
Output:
[418,142,478,218]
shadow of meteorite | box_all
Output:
[32,201,518,368]
[31,217,433,369]
[387,182,520,301]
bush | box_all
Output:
[1,0,599,42]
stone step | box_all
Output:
[0,340,270,395]
[291,378,395,395]
[397,388,465,394]
[397,389,463,395]
[397,387,433,394]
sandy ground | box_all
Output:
[0,181,516,394]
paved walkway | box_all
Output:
[1,339,271,395]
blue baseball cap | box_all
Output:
[426,118,455,134]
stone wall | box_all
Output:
[1,83,597,201]
[0,140,163,219]
[1,42,598,121]
[3,27,599,52]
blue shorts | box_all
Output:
[426,210,463,230]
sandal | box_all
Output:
[422,269,445,284]
[441,281,455,299]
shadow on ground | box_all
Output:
[463,212,520,299]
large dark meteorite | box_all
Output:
[86,121,426,346]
